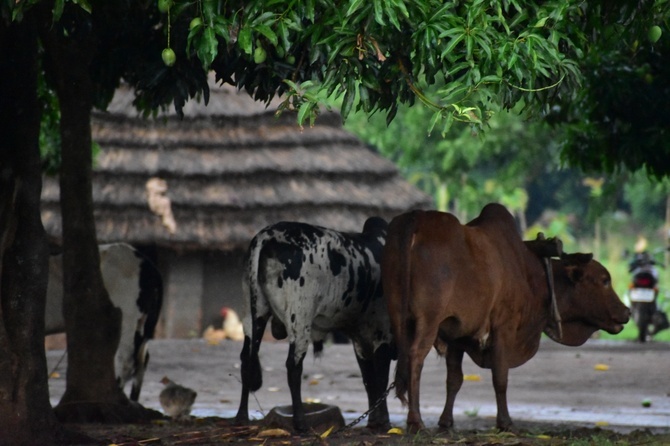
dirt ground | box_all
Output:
[46,337,670,445]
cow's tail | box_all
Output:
[130,246,163,401]
[391,214,417,406]
[241,234,268,393]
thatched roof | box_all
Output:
[41,83,432,251]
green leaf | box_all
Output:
[283,79,299,91]
[534,17,548,28]
[479,75,502,84]
[251,12,276,26]
[508,51,518,68]
[345,0,365,17]
[238,27,253,55]
[71,0,92,14]
[297,102,313,127]
[439,26,466,38]
[306,0,315,22]
[387,6,401,31]
[198,27,219,68]
[466,34,474,60]
[442,33,465,59]
[212,22,230,42]
[393,0,409,18]
[53,0,65,22]
[373,0,385,26]
[255,24,278,46]
[326,37,356,64]
[276,21,290,50]
[427,110,442,136]
[341,85,355,121]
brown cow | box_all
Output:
[382,203,630,432]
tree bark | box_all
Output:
[0,15,71,446]
[40,8,129,421]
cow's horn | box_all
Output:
[524,234,564,258]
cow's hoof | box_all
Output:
[406,421,425,434]
[436,422,454,434]
[496,422,516,433]
[264,403,344,435]
[233,416,249,426]
[437,416,454,431]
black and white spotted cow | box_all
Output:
[234,217,394,432]
[45,243,163,402]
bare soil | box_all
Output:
[46,337,670,445]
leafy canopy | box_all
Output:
[6,0,669,177]
[551,0,670,178]
[176,0,584,131]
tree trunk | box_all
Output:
[40,9,128,421]
[665,195,669,270]
[0,15,73,446]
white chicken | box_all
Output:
[159,376,197,421]
[202,307,244,343]
[221,307,244,341]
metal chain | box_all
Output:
[331,381,396,435]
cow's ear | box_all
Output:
[565,265,584,283]
[562,253,592,283]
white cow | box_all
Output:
[234,217,394,432]
[45,243,163,401]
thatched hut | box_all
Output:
[41,83,432,338]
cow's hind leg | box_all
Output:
[235,314,269,424]
[406,323,437,433]
[286,342,309,432]
[355,343,392,431]
[438,346,464,430]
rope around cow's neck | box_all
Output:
[544,257,562,340]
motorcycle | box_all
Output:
[627,251,669,342]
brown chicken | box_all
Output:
[159,376,197,421]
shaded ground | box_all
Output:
[46,337,670,444]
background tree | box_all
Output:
[555,0,670,178]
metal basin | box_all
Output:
[264,403,345,433]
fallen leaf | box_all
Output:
[49,372,60,379]
[320,425,335,438]
[257,428,291,438]
[595,421,610,427]
[536,434,552,439]
[309,379,320,385]
[594,364,610,371]
[387,427,404,435]
[463,374,482,381]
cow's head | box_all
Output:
[546,253,630,346]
